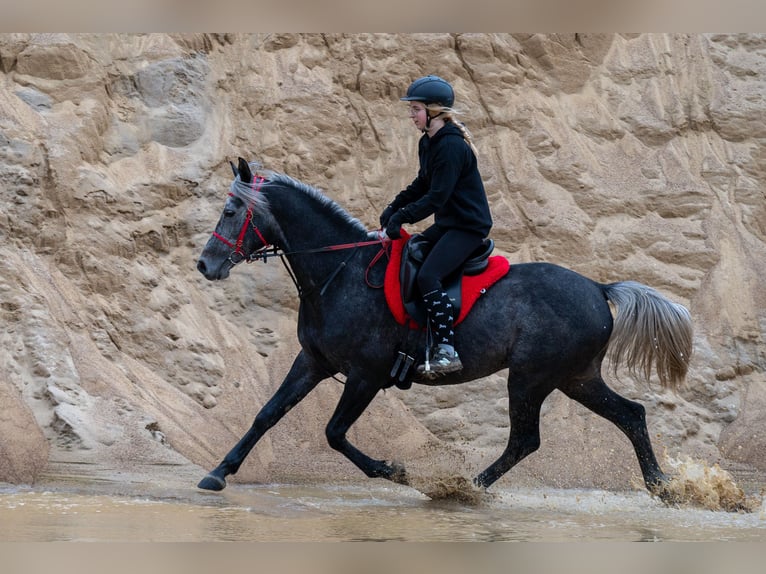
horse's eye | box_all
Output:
[223,209,236,217]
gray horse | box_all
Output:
[195,158,692,502]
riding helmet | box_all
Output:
[400,75,455,108]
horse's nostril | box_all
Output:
[197,259,207,274]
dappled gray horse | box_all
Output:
[195,158,692,501]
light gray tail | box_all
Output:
[602,281,693,390]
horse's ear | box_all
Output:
[237,157,253,184]
[229,160,238,178]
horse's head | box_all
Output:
[197,158,273,281]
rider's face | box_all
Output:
[407,102,428,130]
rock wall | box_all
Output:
[1,33,764,490]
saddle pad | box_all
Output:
[384,230,510,328]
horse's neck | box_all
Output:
[268,186,364,248]
[266,185,368,290]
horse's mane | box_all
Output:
[229,165,368,235]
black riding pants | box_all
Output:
[416,226,485,295]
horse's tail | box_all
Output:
[602,281,693,391]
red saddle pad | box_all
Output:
[384,229,510,328]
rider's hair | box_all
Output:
[425,104,479,156]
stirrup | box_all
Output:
[416,347,463,377]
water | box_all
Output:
[2,475,765,542]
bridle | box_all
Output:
[212,175,271,266]
[210,175,392,297]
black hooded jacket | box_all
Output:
[391,122,492,236]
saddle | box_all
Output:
[399,234,495,327]
[384,230,510,329]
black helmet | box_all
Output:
[400,75,455,108]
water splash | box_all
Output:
[397,443,493,505]
[655,455,762,513]
[409,474,491,505]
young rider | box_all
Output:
[381,75,493,375]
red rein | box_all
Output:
[210,175,392,288]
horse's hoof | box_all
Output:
[389,461,408,485]
[197,473,227,491]
[646,475,678,505]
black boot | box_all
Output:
[417,289,463,376]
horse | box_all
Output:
[195,158,693,502]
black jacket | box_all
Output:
[391,122,492,236]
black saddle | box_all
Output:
[399,234,494,327]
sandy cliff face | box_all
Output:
[0,33,764,489]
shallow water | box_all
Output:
[2,479,765,542]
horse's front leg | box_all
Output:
[198,350,326,491]
[325,376,407,485]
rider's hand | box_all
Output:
[379,204,397,228]
[385,210,404,240]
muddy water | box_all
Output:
[2,467,765,542]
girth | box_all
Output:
[399,234,494,327]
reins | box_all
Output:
[243,236,391,298]
[245,236,390,261]
[210,175,392,298]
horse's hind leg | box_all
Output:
[198,350,325,491]
[474,377,549,489]
[560,373,669,494]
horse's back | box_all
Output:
[459,261,613,377]
[505,262,606,306]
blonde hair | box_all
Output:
[426,104,479,156]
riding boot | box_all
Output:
[417,289,463,376]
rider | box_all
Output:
[380,75,493,375]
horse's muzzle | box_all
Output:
[197,258,229,281]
